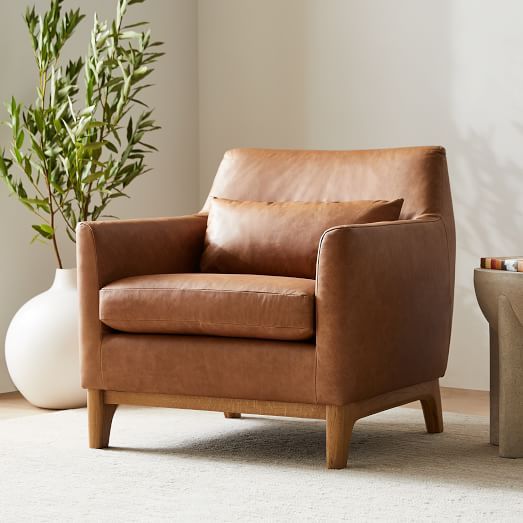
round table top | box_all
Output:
[474,267,523,277]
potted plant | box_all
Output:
[0,0,163,408]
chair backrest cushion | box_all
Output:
[200,197,403,278]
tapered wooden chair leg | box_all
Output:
[326,405,354,469]
[88,390,117,448]
[420,381,444,433]
[224,412,241,419]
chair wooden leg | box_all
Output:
[326,405,355,469]
[224,412,241,418]
[88,390,117,449]
[420,381,443,433]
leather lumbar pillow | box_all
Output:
[200,197,404,279]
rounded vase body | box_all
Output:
[5,268,86,409]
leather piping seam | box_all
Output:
[439,217,454,341]
[100,318,312,330]
[319,216,440,236]
[81,222,105,389]
[99,288,313,297]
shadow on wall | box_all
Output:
[447,126,523,389]
[454,128,523,257]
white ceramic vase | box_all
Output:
[5,268,86,409]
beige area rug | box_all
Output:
[0,405,522,522]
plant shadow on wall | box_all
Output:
[449,126,523,382]
[0,0,163,268]
[454,128,523,256]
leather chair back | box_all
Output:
[203,146,455,270]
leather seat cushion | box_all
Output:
[100,273,315,341]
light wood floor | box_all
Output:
[405,386,489,416]
[0,386,489,421]
[0,391,49,420]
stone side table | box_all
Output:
[474,268,523,457]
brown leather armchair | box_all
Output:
[77,146,455,469]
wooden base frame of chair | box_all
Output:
[87,379,443,469]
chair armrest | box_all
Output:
[76,214,207,389]
[77,214,208,287]
[315,218,454,405]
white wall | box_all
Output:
[0,0,199,392]
[199,0,523,390]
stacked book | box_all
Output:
[481,257,523,272]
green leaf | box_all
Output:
[34,109,45,133]
[10,97,17,119]
[12,146,23,164]
[31,233,45,245]
[83,141,105,152]
[105,141,118,153]
[30,137,46,162]
[22,197,50,213]
[126,117,133,142]
[32,224,54,239]
[120,31,141,40]
[23,157,32,176]
[138,141,158,151]
[65,227,76,243]
[16,130,25,150]
[82,170,105,183]
[123,21,149,29]
[0,154,9,177]
[61,120,76,143]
